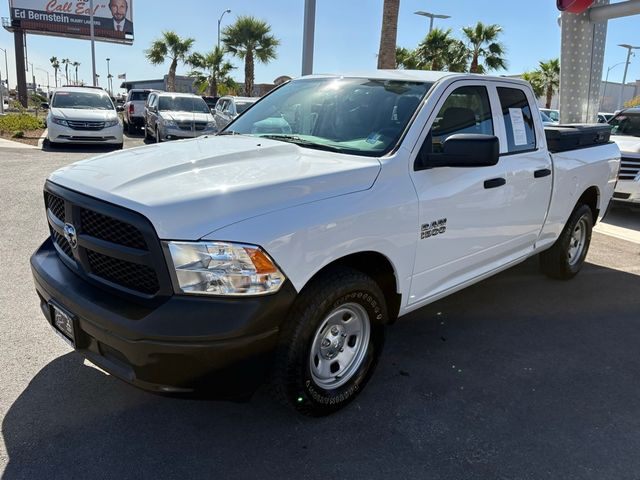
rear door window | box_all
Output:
[131,91,150,102]
[497,87,536,153]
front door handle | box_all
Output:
[484,178,506,189]
[534,168,552,178]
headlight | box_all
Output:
[51,116,69,126]
[104,119,120,127]
[165,241,286,296]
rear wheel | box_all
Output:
[155,126,161,143]
[144,123,151,142]
[271,267,386,416]
[540,204,593,279]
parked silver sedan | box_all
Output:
[144,92,217,142]
[213,96,259,130]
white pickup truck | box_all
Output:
[31,71,620,416]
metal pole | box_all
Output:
[618,47,633,109]
[90,0,97,86]
[302,0,316,76]
[0,47,8,94]
[14,30,27,107]
[106,58,111,95]
[590,0,640,22]
[429,17,434,33]
[0,63,4,114]
[217,9,231,49]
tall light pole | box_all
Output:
[35,67,50,97]
[90,0,97,86]
[0,47,8,93]
[414,11,451,34]
[27,61,36,94]
[302,0,316,75]
[601,61,626,110]
[617,44,640,110]
[217,9,231,49]
[106,57,111,96]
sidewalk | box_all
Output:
[0,137,38,149]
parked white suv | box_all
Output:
[213,96,258,130]
[44,86,123,148]
[144,92,216,142]
[609,108,640,204]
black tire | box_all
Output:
[155,126,161,143]
[126,121,133,134]
[114,142,124,150]
[271,266,387,416]
[45,138,58,149]
[540,204,593,280]
[144,123,151,142]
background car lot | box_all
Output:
[1,140,640,479]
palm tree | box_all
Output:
[538,58,560,109]
[50,57,60,88]
[145,31,195,92]
[461,22,507,74]
[377,0,400,69]
[187,46,236,97]
[522,71,544,98]
[62,58,71,84]
[222,16,279,96]
[396,47,419,70]
[412,28,469,72]
[72,61,80,85]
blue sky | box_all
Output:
[0,0,639,91]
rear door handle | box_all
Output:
[534,168,552,178]
[484,178,506,189]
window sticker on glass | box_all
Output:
[508,108,528,146]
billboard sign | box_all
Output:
[8,0,134,44]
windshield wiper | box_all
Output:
[258,134,344,152]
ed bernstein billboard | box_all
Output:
[9,0,134,44]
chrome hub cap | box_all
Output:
[309,303,371,389]
[568,217,587,266]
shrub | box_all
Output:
[624,96,640,108]
[12,131,24,138]
[0,114,45,133]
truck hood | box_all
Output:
[611,135,640,155]
[48,136,381,239]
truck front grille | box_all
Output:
[619,157,640,181]
[43,184,171,299]
[177,121,207,131]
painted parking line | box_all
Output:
[594,222,640,244]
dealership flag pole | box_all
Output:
[90,0,97,86]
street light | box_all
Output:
[617,44,640,110]
[414,11,451,34]
[0,47,8,92]
[217,9,231,49]
[106,58,111,96]
[35,67,50,97]
[27,62,36,94]
[601,61,627,109]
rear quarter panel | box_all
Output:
[536,142,620,250]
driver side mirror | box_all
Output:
[415,134,500,171]
[41,102,49,109]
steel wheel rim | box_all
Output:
[568,217,588,266]
[309,302,371,389]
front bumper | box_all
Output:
[613,179,640,204]
[31,238,297,397]
[48,122,124,144]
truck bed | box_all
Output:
[544,124,611,153]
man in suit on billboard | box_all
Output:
[109,0,133,34]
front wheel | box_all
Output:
[271,267,386,416]
[540,204,593,280]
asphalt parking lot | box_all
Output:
[1,137,640,479]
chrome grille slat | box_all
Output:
[66,120,106,130]
[618,157,640,180]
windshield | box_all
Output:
[609,112,640,137]
[159,96,210,113]
[225,77,432,156]
[52,91,114,110]
[130,91,150,101]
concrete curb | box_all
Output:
[38,129,48,149]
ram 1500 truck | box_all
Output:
[608,107,640,204]
[31,71,620,416]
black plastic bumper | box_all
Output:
[31,238,297,397]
